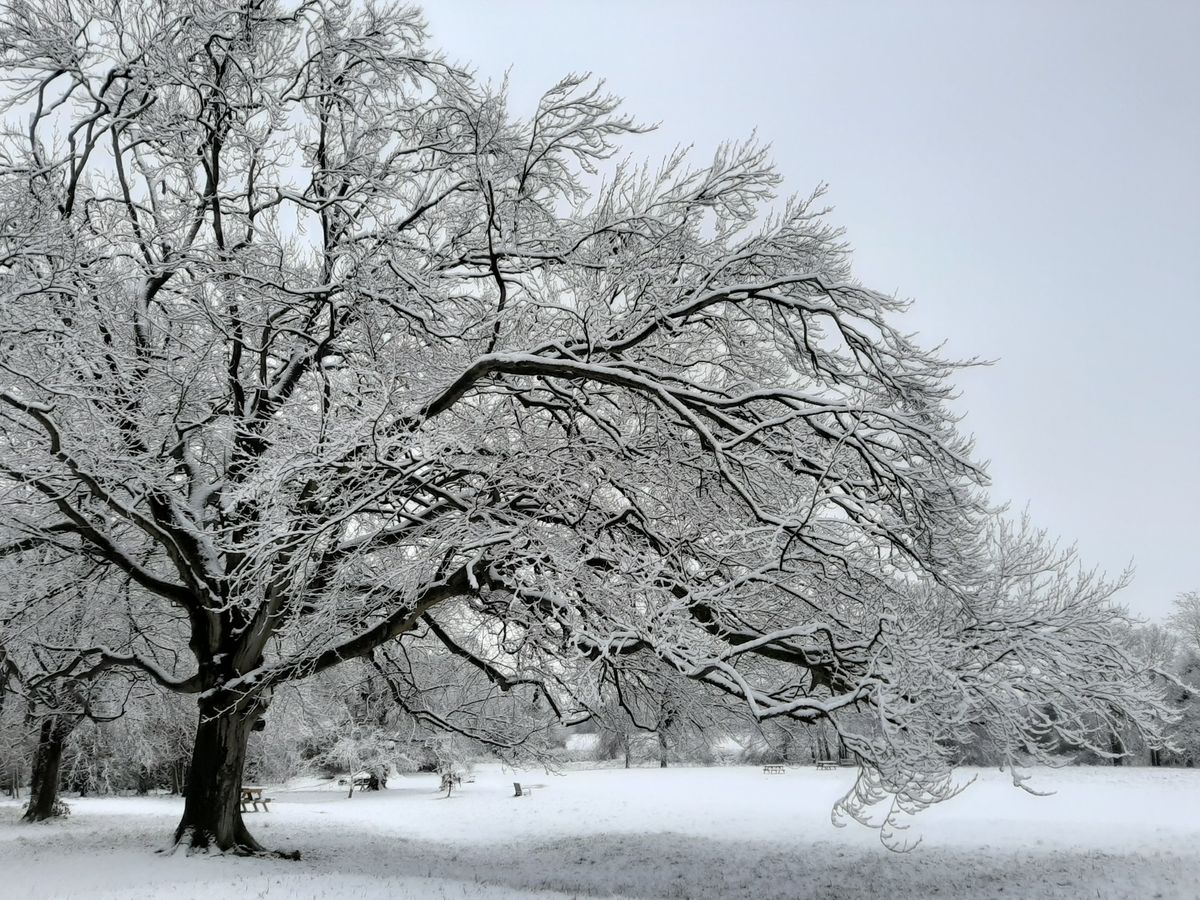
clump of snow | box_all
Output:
[3,764,1199,899]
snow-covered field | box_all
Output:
[3,764,1199,899]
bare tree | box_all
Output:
[0,0,1170,854]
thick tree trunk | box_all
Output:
[173,693,288,856]
[23,716,72,822]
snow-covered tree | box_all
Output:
[1166,651,1200,767]
[1161,592,1200,767]
[0,554,147,819]
[590,650,732,767]
[1168,591,1200,655]
[0,0,1169,854]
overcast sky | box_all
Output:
[424,0,1198,621]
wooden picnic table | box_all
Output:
[240,786,272,813]
[815,758,855,771]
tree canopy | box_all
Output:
[0,0,1169,853]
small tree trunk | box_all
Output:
[173,693,286,856]
[170,758,188,795]
[23,716,73,822]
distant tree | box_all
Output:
[1113,623,1180,765]
[0,558,143,820]
[594,716,643,769]
[0,0,1170,854]
[1167,651,1200,767]
[1162,592,1200,767]
[0,641,27,798]
[58,688,196,796]
[1168,592,1200,655]
[592,653,728,768]
[1125,622,1181,671]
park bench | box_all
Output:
[762,765,786,775]
[815,760,838,771]
[513,781,545,797]
[239,786,272,813]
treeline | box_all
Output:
[3,594,1196,809]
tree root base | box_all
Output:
[160,842,302,860]
[20,799,71,823]
[167,826,301,860]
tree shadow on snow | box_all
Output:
[298,831,1199,900]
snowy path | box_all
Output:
[2,765,1199,899]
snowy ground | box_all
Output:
[3,764,1199,899]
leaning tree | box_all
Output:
[0,0,1169,853]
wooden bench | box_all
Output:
[815,760,838,771]
[240,786,272,813]
[513,781,545,797]
[762,765,786,775]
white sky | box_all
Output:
[423,0,1199,621]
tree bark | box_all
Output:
[173,693,289,856]
[22,716,73,822]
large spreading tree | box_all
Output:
[0,0,1168,853]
